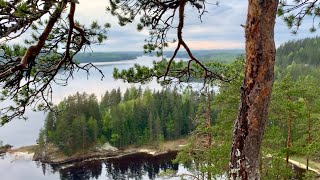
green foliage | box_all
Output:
[102,87,200,148]
[261,155,294,179]
[113,55,245,87]
[36,129,47,157]
[0,0,6,8]
[40,87,201,154]
[0,44,27,58]
[113,59,185,84]
[302,171,318,180]
[14,2,30,18]
[41,93,101,155]
[276,37,320,68]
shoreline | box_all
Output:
[7,138,188,167]
[36,149,179,166]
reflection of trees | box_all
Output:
[105,152,179,180]
[145,161,179,179]
[35,161,56,176]
[47,152,179,180]
[105,162,141,179]
[105,155,146,180]
[56,161,103,180]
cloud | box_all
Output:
[169,40,244,50]
[3,1,319,51]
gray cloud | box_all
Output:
[4,0,320,51]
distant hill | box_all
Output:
[75,49,244,64]
[276,37,320,67]
[163,49,244,63]
[74,52,142,63]
[0,49,244,64]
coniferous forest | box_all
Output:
[39,87,202,155]
[276,37,320,67]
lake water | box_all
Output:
[0,56,205,180]
[0,150,189,180]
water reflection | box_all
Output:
[46,152,179,180]
[57,161,103,180]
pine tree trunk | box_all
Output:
[286,113,292,165]
[229,1,279,179]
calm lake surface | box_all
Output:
[0,150,187,180]
[0,56,204,180]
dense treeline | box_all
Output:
[39,87,201,155]
[276,37,320,67]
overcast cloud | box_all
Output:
[6,0,320,51]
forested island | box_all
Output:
[34,87,201,163]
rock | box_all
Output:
[0,144,12,154]
[97,142,118,152]
[138,149,156,155]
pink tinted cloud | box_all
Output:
[169,40,244,50]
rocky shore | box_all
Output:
[36,149,179,167]
[9,138,188,167]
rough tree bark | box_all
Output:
[230,0,279,179]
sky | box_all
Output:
[6,0,320,52]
